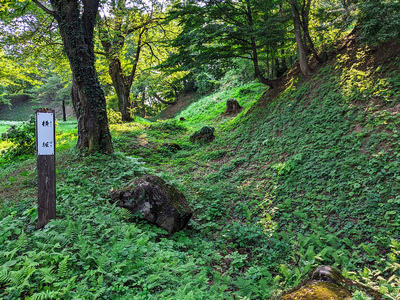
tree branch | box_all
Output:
[225,33,251,45]
[124,18,160,36]
[153,93,177,105]
[94,51,108,56]
[211,0,245,27]
[127,29,145,88]
[32,0,57,18]
[143,41,159,61]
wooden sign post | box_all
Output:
[36,109,56,228]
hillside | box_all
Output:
[1,39,400,299]
[0,94,75,122]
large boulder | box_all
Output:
[110,175,193,234]
[280,266,385,300]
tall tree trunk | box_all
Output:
[301,0,323,62]
[62,99,66,121]
[278,5,288,75]
[252,43,275,87]
[50,0,113,154]
[275,56,286,78]
[291,2,311,75]
[281,50,288,72]
[141,91,146,118]
[109,58,133,122]
[245,0,276,88]
[99,27,144,122]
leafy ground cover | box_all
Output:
[1,41,400,299]
[0,121,18,152]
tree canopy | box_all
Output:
[163,0,289,87]
[1,0,399,145]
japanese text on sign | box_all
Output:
[37,112,55,155]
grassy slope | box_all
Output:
[120,40,400,296]
[0,94,43,121]
[1,40,400,299]
[0,95,75,122]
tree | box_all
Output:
[2,0,112,153]
[96,0,164,122]
[0,50,42,104]
[164,0,288,89]
[33,0,113,153]
[0,1,74,111]
[356,0,400,44]
[28,0,112,153]
[291,0,311,75]
[29,72,72,121]
[289,0,327,76]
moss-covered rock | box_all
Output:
[281,281,352,300]
[109,175,193,234]
[280,266,385,300]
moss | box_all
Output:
[281,266,385,300]
[281,281,352,300]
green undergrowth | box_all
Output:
[0,121,22,134]
[0,121,21,152]
[0,96,35,121]
[0,151,280,299]
[109,47,400,298]
[2,46,400,299]
[175,82,265,130]
[111,83,266,165]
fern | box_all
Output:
[235,277,254,299]
[49,232,69,248]
[40,266,55,284]
[23,256,40,268]
[58,255,69,278]
[92,287,106,300]
[9,268,33,291]
[0,267,10,284]
[3,247,19,259]
[95,253,109,272]
[28,290,59,300]
[16,231,27,249]
[2,259,18,268]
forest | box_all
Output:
[1,0,400,299]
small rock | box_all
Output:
[160,143,182,153]
[223,98,242,116]
[189,126,215,143]
[311,266,345,284]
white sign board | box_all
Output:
[37,112,55,155]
